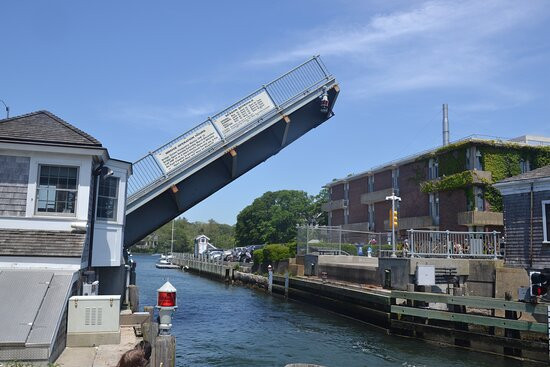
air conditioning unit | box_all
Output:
[67,295,121,347]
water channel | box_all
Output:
[134,254,536,367]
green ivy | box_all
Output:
[420,171,475,193]
[438,148,467,176]
[480,146,523,181]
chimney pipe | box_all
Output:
[442,104,449,146]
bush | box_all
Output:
[253,250,264,264]
[262,244,290,264]
[341,244,358,255]
[286,241,297,258]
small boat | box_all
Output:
[155,258,181,269]
[155,220,180,269]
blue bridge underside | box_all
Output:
[124,87,338,247]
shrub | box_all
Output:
[286,241,297,258]
[341,243,358,255]
[262,244,290,264]
[253,250,264,264]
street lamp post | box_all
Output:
[385,191,401,258]
[0,99,9,118]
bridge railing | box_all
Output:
[128,56,332,200]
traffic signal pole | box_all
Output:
[386,190,401,258]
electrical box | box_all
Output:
[82,280,99,296]
[416,265,435,286]
[68,295,120,333]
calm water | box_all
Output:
[134,254,534,367]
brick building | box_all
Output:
[323,135,550,236]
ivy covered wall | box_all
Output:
[417,141,550,213]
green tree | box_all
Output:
[235,190,315,246]
[311,187,329,226]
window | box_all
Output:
[97,177,119,221]
[344,182,349,200]
[466,148,471,170]
[392,168,399,195]
[474,148,483,170]
[543,200,550,243]
[429,193,439,225]
[344,207,349,225]
[520,159,531,174]
[467,187,485,211]
[36,165,78,215]
[367,175,374,192]
[428,158,439,180]
[368,204,375,229]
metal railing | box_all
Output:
[127,56,332,199]
[296,226,388,256]
[407,229,502,259]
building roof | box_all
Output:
[326,134,550,187]
[496,165,550,184]
[0,110,102,147]
[0,229,85,257]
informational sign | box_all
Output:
[154,123,221,173]
[213,90,275,137]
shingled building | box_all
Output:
[0,111,131,362]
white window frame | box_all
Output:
[96,176,120,222]
[543,200,550,243]
[35,164,79,217]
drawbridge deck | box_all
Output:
[124,56,339,246]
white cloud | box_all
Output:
[250,0,547,105]
[104,103,214,133]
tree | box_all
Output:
[311,187,329,226]
[235,190,315,246]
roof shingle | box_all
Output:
[0,229,85,257]
[497,165,550,183]
[0,110,102,147]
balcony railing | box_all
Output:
[321,199,348,212]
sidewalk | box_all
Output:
[56,326,140,367]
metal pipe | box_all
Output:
[529,182,534,268]
[442,104,450,146]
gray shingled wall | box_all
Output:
[0,155,30,217]
[503,190,550,269]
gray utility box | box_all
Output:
[416,265,435,286]
[304,254,318,276]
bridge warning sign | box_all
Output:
[154,123,222,173]
[213,91,275,137]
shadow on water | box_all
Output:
[134,254,540,367]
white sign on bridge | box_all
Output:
[154,122,222,173]
[213,90,275,137]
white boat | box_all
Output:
[155,220,180,269]
[155,258,181,269]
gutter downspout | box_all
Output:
[529,182,534,268]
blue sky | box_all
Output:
[2,1,550,224]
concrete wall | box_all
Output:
[378,257,503,296]
[0,155,30,217]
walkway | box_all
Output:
[56,326,140,367]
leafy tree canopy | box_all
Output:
[135,218,235,253]
[235,189,328,247]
